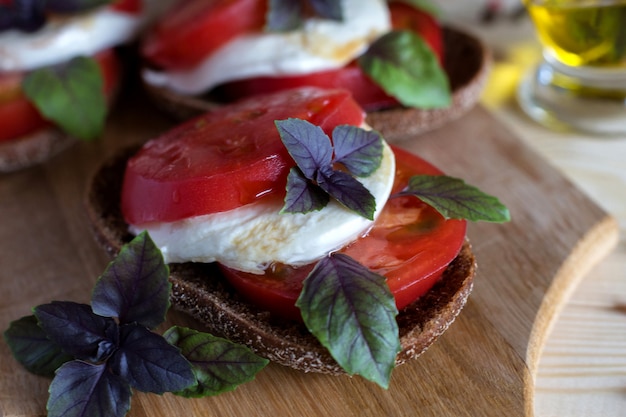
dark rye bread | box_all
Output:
[141,27,491,141]
[85,147,476,373]
[0,128,76,173]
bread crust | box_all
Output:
[85,147,476,373]
[141,27,490,141]
[0,128,76,173]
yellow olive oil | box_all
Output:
[525,0,626,67]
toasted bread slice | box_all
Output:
[85,147,476,373]
[0,128,76,173]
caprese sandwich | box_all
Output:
[86,87,509,387]
[139,0,489,139]
[0,0,172,172]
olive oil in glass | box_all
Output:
[518,0,626,135]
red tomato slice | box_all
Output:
[214,62,398,112]
[221,146,467,321]
[110,0,142,14]
[0,49,121,143]
[142,0,267,69]
[0,93,50,143]
[121,87,364,224]
[214,2,444,111]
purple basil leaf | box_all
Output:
[332,125,383,177]
[275,118,333,179]
[0,0,46,33]
[398,175,511,222]
[317,169,376,220]
[164,326,269,397]
[282,167,330,214]
[3,315,73,377]
[358,30,450,109]
[266,0,302,31]
[309,0,343,20]
[109,324,194,394]
[46,0,111,13]
[47,361,131,417]
[296,254,400,388]
[33,302,118,363]
[91,231,170,329]
[22,56,107,141]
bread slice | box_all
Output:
[0,127,76,173]
[85,146,476,373]
[141,27,490,142]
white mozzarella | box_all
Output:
[142,0,390,94]
[130,141,396,274]
[0,1,173,72]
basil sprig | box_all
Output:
[267,0,343,31]
[276,118,383,220]
[4,232,268,417]
[22,56,108,141]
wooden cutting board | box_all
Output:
[0,90,619,417]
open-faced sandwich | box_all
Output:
[0,0,172,172]
[139,0,490,140]
[86,87,509,387]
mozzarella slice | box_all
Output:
[0,1,174,72]
[130,141,396,274]
[143,0,390,94]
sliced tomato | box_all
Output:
[214,2,444,111]
[0,91,50,143]
[142,0,267,70]
[214,62,398,112]
[0,49,121,143]
[221,146,467,321]
[110,0,142,14]
[121,87,364,224]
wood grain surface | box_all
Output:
[0,88,619,416]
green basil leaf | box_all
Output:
[358,30,451,109]
[296,254,400,388]
[282,167,330,214]
[91,231,171,329]
[109,324,195,394]
[3,315,73,377]
[317,169,376,220]
[22,56,107,141]
[34,302,118,363]
[164,326,269,398]
[47,361,131,417]
[332,125,383,177]
[276,118,333,179]
[399,175,511,222]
